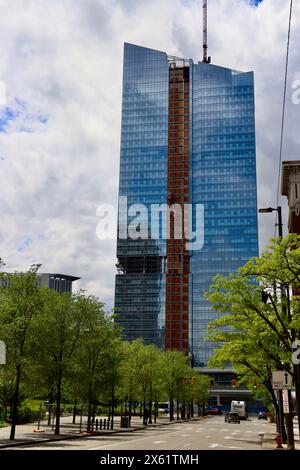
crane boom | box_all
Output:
[202,0,211,63]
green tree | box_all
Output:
[133,343,161,425]
[99,333,124,429]
[0,266,45,439]
[119,340,146,424]
[161,350,190,421]
[206,234,300,435]
[32,290,88,434]
[73,301,122,430]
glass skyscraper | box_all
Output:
[115,43,258,367]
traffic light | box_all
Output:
[191,376,195,385]
[231,379,237,388]
[209,378,215,389]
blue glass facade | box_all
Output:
[115,43,169,347]
[190,63,258,366]
[115,43,258,365]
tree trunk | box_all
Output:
[87,397,93,431]
[9,363,21,440]
[149,400,153,424]
[72,401,77,424]
[148,385,152,424]
[48,398,53,426]
[55,369,62,435]
[143,396,146,425]
[294,363,300,435]
[111,383,115,430]
[284,390,295,450]
[129,394,132,426]
[169,395,174,421]
[92,404,96,431]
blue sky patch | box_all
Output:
[0,106,20,132]
[0,98,49,133]
[17,236,33,252]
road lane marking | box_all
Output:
[209,443,243,449]
[153,441,166,444]
[183,443,191,447]
[87,427,197,450]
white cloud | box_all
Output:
[0,0,299,308]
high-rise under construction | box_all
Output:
[115,42,258,367]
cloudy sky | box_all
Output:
[0,0,299,310]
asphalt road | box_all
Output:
[10,415,271,450]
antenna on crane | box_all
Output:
[202,0,211,63]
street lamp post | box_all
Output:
[259,205,295,449]
[259,205,286,443]
[258,206,282,238]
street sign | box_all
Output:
[272,370,293,390]
[282,390,289,413]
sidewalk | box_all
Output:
[0,414,203,448]
[261,420,300,450]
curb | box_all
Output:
[0,417,202,449]
[260,431,300,451]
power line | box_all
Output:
[275,0,293,236]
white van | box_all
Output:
[230,400,248,419]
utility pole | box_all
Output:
[258,206,282,238]
[277,207,294,449]
[277,206,283,238]
[259,206,287,444]
[259,205,295,448]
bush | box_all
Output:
[16,406,45,424]
[62,404,74,414]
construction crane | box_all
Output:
[202,0,211,63]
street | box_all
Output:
[9,415,271,450]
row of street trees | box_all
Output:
[206,234,300,445]
[0,265,209,439]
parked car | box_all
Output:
[258,411,267,420]
[225,412,240,424]
[207,407,222,416]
